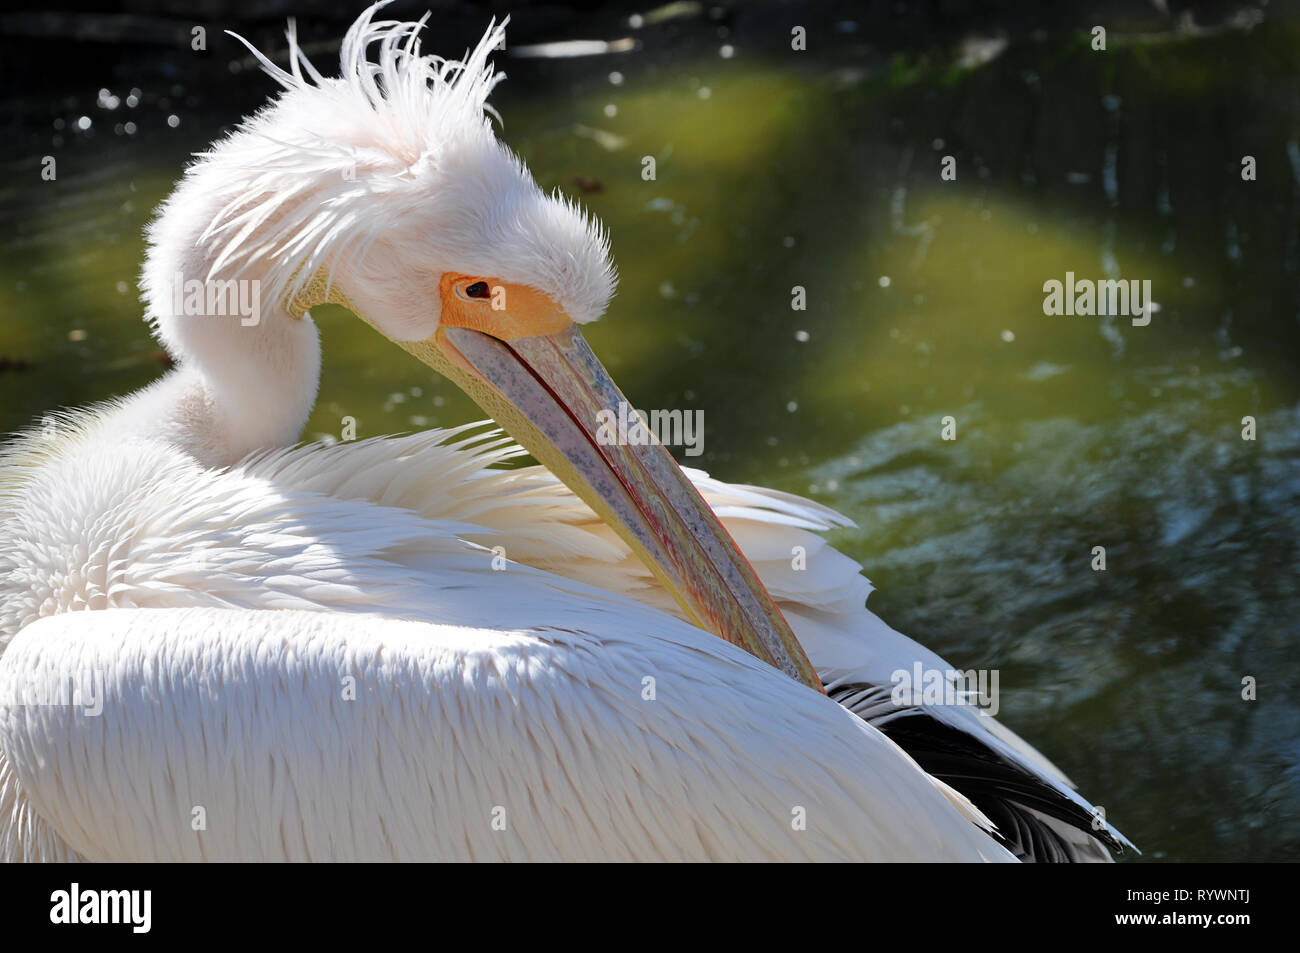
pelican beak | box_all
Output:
[391,276,824,693]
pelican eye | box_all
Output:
[464,281,491,299]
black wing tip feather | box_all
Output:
[827,681,1126,862]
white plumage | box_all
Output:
[0,422,1003,861]
[0,4,1130,862]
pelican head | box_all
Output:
[136,3,820,690]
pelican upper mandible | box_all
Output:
[0,4,1132,862]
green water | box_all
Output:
[2,20,1298,861]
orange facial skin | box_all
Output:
[438,273,573,341]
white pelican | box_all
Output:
[0,4,1132,862]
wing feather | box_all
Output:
[0,607,1013,862]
